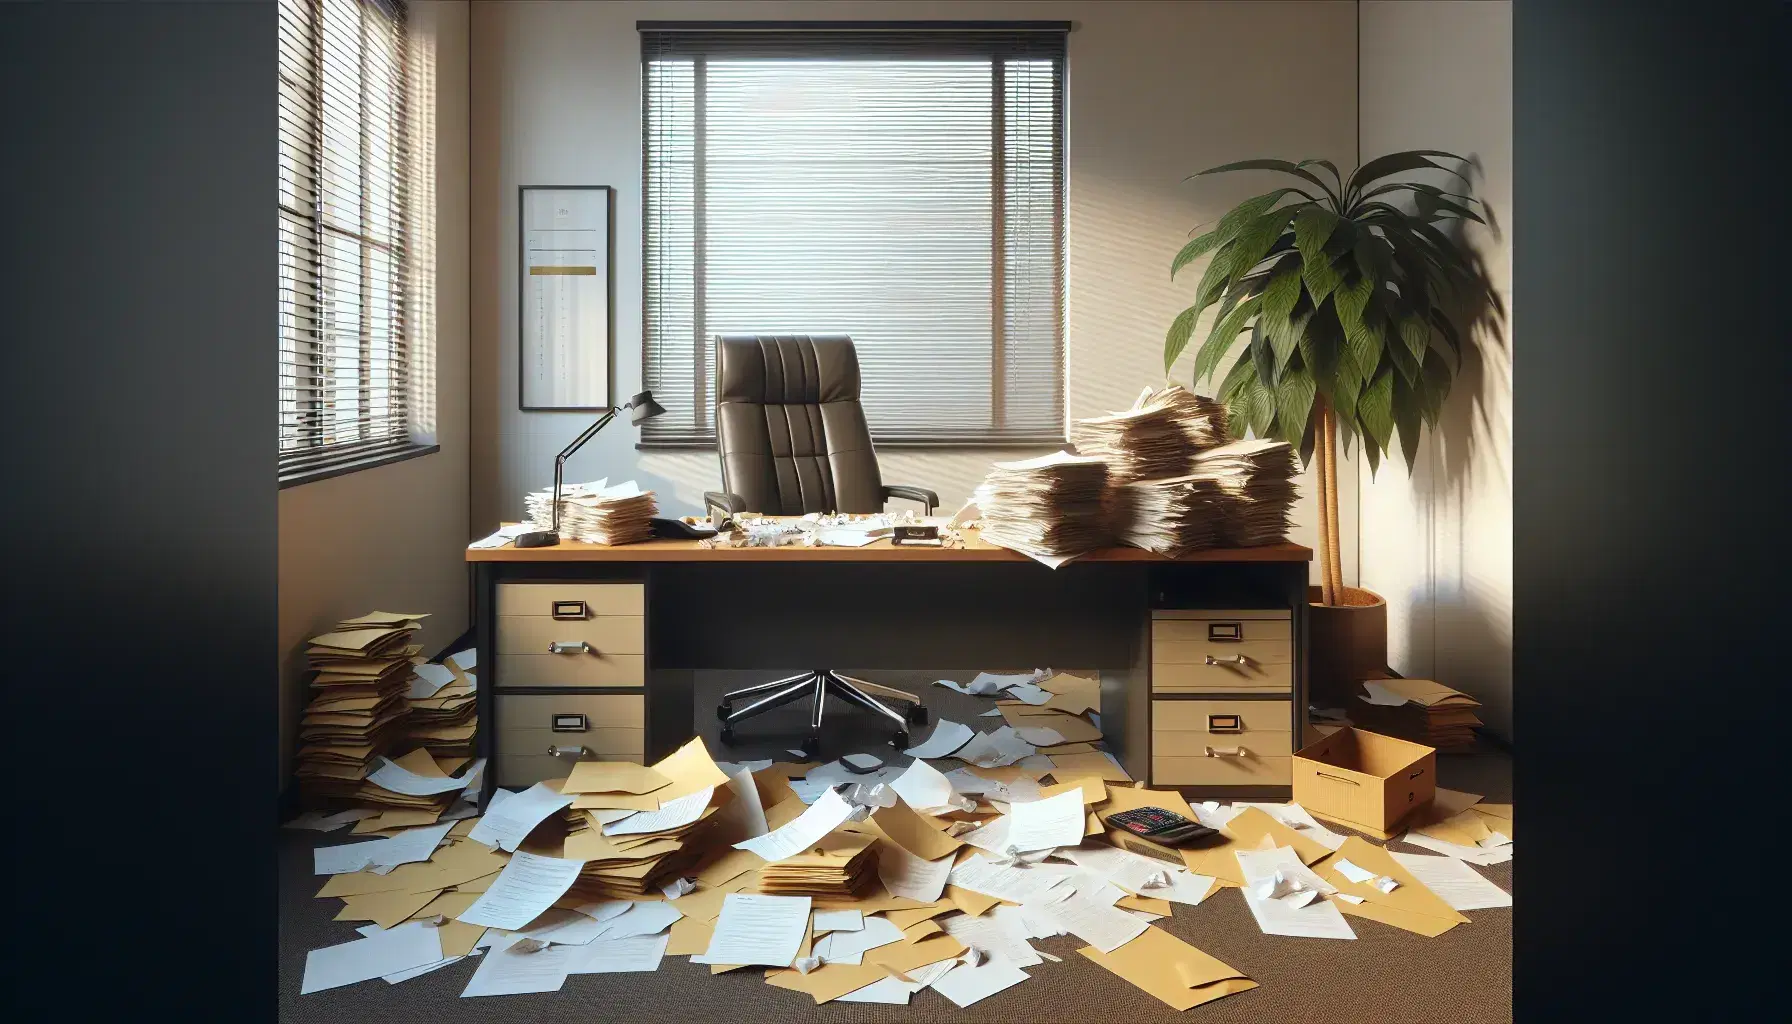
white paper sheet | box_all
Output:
[1061,845,1212,904]
[569,933,671,974]
[383,955,465,984]
[1003,789,1085,852]
[812,909,864,934]
[602,787,713,836]
[1005,684,1054,706]
[838,957,957,1003]
[691,893,811,967]
[469,523,536,549]
[733,786,855,862]
[572,901,634,924]
[468,783,574,852]
[959,815,1012,854]
[903,720,974,759]
[1389,852,1512,910]
[811,914,904,964]
[1033,890,1148,953]
[1359,681,1410,705]
[716,766,769,840]
[1234,846,1355,940]
[457,851,587,931]
[406,662,459,699]
[447,648,477,672]
[816,528,879,547]
[930,955,1031,1007]
[889,758,957,812]
[596,901,683,939]
[368,756,474,796]
[313,821,455,875]
[939,909,1043,967]
[1013,725,1065,745]
[1399,831,1515,866]
[302,921,444,994]
[971,670,1048,692]
[460,941,578,997]
[947,855,1076,906]
[877,842,954,903]
[980,708,1005,717]
[520,908,615,946]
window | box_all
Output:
[640,25,1067,446]
[278,0,433,484]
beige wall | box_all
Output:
[470,0,1361,585]
[1357,0,1513,739]
[278,1,473,786]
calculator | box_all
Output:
[1103,806,1218,846]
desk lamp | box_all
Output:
[513,390,666,548]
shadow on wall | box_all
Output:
[1399,583,1512,745]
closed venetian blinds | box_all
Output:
[278,0,427,482]
[640,25,1067,445]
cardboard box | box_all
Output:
[1292,727,1437,833]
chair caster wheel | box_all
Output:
[716,704,732,722]
[719,726,737,745]
[891,730,910,750]
[906,704,929,726]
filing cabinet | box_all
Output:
[1148,609,1294,790]
[494,582,646,786]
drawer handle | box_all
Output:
[1315,772,1360,786]
[551,600,589,620]
[1207,622,1243,642]
[1207,714,1243,733]
[1205,653,1250,667]
[548,744,588,758]
[1203,745,1250,758]
[552,713,589,732]
[1408,768,1426,780]
[548,641,594,655]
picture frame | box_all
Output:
[519,185,615,410]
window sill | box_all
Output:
[636,436,1068,452]
[279,443,440,489]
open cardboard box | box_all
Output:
[1292,726,1437,834]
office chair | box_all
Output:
[703,334,939,757]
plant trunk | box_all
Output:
[1321,403,1344,599]
[1313,404,1336,606]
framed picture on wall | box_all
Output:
[519,185,614,410]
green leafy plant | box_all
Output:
[1164,152,1496,604]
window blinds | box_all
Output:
[278,0,421,481]
[640,25,1067,445]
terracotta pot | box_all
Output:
[1307,585,1388,708]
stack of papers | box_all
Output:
[1109,472,1226,556]
[525,479,658,546]
[1070,384,1228,483]
[758,831,879,899]
[555,739,731,899]
[973,451,1110,567]
[404,652,478,760]
[1188,439,1300,547]
[294,612,429,806]
[1352,678,1485,750]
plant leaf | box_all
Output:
[1269,305,1314,373]
[1293,206,1341,266]
[1170,230,1222,279]
[1217,349,1256,402]
[1275,365,1317,445]
[1163,304,1200,372]
[1393,371,1424,472]
[1228,207,1302,289]
[1260,258,1303,327]
[1357,366,1395,453]
[1246,377,1277,437]
[1191,294,1262,385]
[1190,158,1333,200]
[1301,252,1345,306]
[1345,150,1470,201]
[1250,321,1277,389]
[1189,240,1237,320]
[1398,312,1430,364]
[1296,158,1344,191]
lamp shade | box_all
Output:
[625,390,667,426]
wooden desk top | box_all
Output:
[467,528,1311,564]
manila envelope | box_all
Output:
[648,736,732,803]
[669,870,761,922]
[316,840,507,899]
[353,808,444,833]
[412,890,480,921]
[666,915,714,956]
[1078,926,1257,1011]
[1472,803,1514,839]
[870,798,964,861]
[1048,752,1132,783]
[1038,742,1099,756]
[436,919,485,958]
[766,961,891,1004]
[563,760,672,796]
[1115,894,1174,915]
[1414,809,1494,848]
[695,847,764,888]
[884,900,958,930]
[336,888,441,930]
[1319,836,1469,936]
[570,790,666,812]
[867,932,967,976]
[452,871,500,893]
[1000,705,1104,744]
[1039,673,1101,714]
[1221,806,1331,865]
[1042,777,1108,805]
[945,884,1002,918]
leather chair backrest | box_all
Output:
[714,334,885,514]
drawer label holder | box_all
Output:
[551,600,590,620]
[551,714,589,732]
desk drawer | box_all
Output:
[497,693,644,743]
[1152,657,1290,693]
[1153,754,1292,786]
[1150,609,1291,694]
[1152,616,1291,644]
[498,614,646,657]
[498,753,639,788]
[496,582,644,618]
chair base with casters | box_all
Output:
[716,670,929,760]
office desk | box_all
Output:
[467,531,1311,801]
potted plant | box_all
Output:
[1163,152,1497,704]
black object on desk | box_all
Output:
[651,517,717,540]
[1104,806,1219,846]
[513,390,667,548]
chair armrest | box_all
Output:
[703,490,747,523]
[883,484,939,514]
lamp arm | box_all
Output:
[549,409,619,533]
